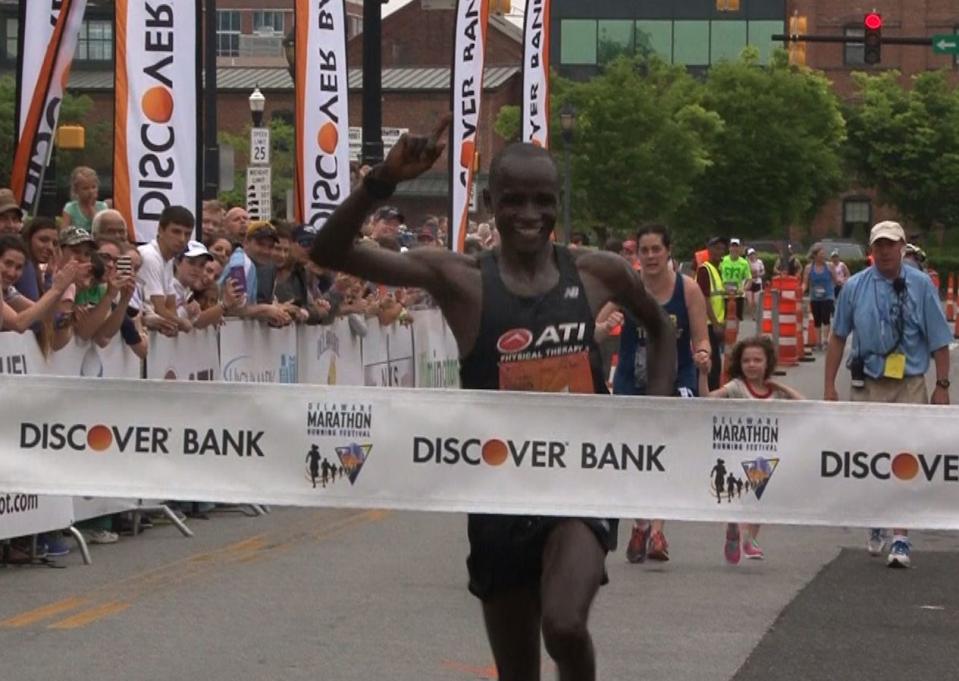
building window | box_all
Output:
[597,20,633,63]
[560,19,597,65]
[673,21,709,66]
[844,26,865,66]
[217,10,240,57]
[4,17,17,61]
[75,19,112,62]
[348,15,363,38]
[710,21,747,63]
[843,198,871,238]
[748,20,783,65]
[252,11,284,34]
[635,20,672,61]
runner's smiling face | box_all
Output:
[488,154,558,255]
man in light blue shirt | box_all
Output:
[824,220,951,569]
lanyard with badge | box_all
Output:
[876,277,907,380]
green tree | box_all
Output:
[554,55,721,244]
[0,76,15,184]
[844,69,959,233]
[218,117,295,213]
[676,48,846,241]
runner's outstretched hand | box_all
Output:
[375,114,450,185]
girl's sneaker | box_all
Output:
[724,525,741,565]
[742,534,765,560]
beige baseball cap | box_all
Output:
[869,220,906,245]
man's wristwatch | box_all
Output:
[936,378,951,390]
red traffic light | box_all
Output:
[864,13,882,30]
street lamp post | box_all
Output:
[247,86,272,221]
[559,103,576,244]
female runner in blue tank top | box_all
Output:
[803,244,838,351]
[596,224,712,564]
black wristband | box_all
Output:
[363,171,396,200]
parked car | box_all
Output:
[817,239,866,261]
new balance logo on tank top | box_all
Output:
[460,245,607,394]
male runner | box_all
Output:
[311,117,676,681]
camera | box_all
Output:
[850,356,866,389]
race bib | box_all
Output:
[499,352,595,393]
[813,286,826,298]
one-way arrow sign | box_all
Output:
[932,34,959,54]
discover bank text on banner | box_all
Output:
[294,0,350,230]
[450,0,489,252]
[113,0,201,243]
[522,0,550,147]
[11,0,87,213]
[3,377,959,532]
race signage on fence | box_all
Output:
[250,127,271,165]
[246,166,272,221]
[11,0,87,212]
[450,0,490,252]
[219,319,298,384]
[522,0,550,147]
[146,328,220,381]
[2,379,959,531]
[113,0,202,242]
[294,0,350,230]
[348,126,408,162]
[0,493,74,541]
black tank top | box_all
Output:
[460,245,608,394]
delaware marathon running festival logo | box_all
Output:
[304,442,372,489]
[305,401,372,439]
[710,413,780,502]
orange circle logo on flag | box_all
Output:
[460,140,474,168]
[141,87,174,123]
[481,439,508,466]
[318,123,338,154]
[531,138,543,148]
[86,425,113,452]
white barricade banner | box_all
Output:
[296,320,363,386]
[0,493,74,541]
[41,337,141,378]
[412,309,460,388]
[3,377,959,530]
[220,320,297,383]
[0,331,43,375]
[362,323,414,387]
[146,328,220,381]
[72,496,139,523]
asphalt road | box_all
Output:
[2,326,958,681]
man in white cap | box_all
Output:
[824,220,952,568]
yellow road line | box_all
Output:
[0,597,89,629]
[47,601,130,630]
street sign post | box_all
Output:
[349,127,407,163]
[246,166,272,221]
[932,34,959,54]
[250,127,271,166]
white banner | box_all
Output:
[296,320,364,386]
[450,0,490,252]
[4,378,959,531]
[521,0,550,147]
[41,337,141,379]
[146,328,219,381]
[412,309,460,388]
[0,493,73,541]
[219,320,297,384]
[12,0,87,212]
[294,0,350,230]
[114,0,200,242]
[72,496,139,524]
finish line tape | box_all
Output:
[1,375,957,530]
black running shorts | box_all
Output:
[466,514,616,601]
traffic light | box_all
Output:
[864,12,882,64]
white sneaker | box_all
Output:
[867,528,887,556]
[887,538,911,568]
[83,529,119,544]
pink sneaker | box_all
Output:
[724,525,741,565]
[742,535,765,560]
